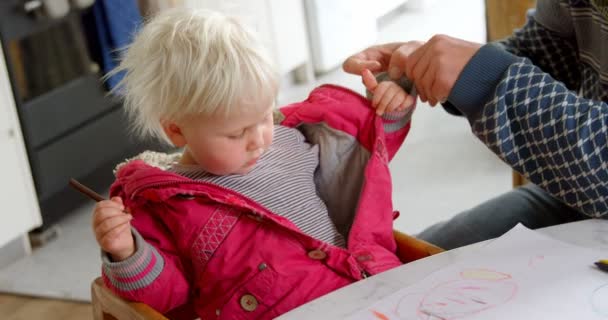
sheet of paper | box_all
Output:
[348,224,608,320]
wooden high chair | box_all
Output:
[91,230,443,320]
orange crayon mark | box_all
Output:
[371,309,390,320]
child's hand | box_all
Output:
[362,69,415,116]
[92,197,135,261]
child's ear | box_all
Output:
[162,121,187,147]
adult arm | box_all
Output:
[496,0,581,91]
[449,43,608,218]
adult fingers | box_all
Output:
[405,44,432,102]
[419,35,482,104]
[343,43,403,74]
[403,41,428,81]
[432,75,449,105]
[409,45,433,102]
[343,57,383,74]
[388,41,423,79]
[419,59,438,106]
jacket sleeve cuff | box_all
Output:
[448,43,520,119]
[101,228,165,292]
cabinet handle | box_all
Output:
[7,128,15,138]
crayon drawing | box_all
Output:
[371,309,391,320]
[590,284,608,317]
[395,269,517,320]
[347,224,608,320]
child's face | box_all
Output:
[165,100,275,175]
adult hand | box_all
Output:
[404,35,481,106]
[344,42,422,113]
[342,41,423,77]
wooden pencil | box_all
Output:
[69,178,106,202]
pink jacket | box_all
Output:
[102,85,412,319]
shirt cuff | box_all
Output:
[447,43,520,119]
[101,228,165,291]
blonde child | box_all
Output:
[92,8,414,319]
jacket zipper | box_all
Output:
[361,269,369,279]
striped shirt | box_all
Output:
[170,125,346,247]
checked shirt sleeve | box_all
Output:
[475,61,608,218]
[496,1,580,92]
[451,44,608,218]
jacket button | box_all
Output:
[240,294,258,312]
[307,249,327,260]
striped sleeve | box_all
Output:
[101,228,164,292]
[381,109,413,134]
[100,227,191,313]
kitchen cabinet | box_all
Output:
[0,40,41,254]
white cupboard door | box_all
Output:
[0,42,42,247]
[305,0,378,73]
[184,0,311,75]
[267,0,310,74]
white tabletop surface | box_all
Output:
[277,219,608,319]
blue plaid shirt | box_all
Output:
[448,0,608,218]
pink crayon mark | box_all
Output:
[445,298,466,304]
[528,255,545,268]
[420,308,447,320]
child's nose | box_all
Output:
[247,127,264,150]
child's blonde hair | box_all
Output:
[111,8,279,144]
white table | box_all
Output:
[278,219,608,319]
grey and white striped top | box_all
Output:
[170,125,346,247]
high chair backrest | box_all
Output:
[91,231,443,320]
